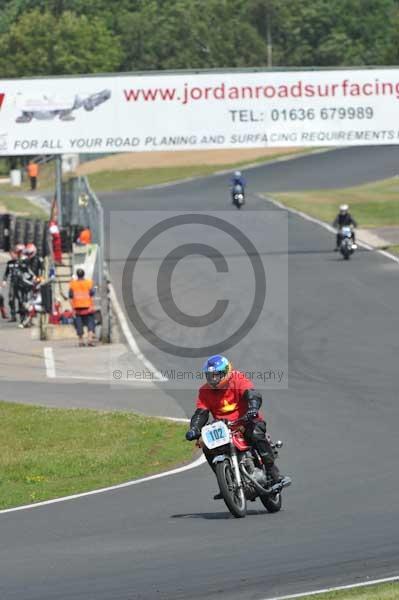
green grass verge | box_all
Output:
[0,401,194,510]
[297,582,399,599]
[273,177,399,228]
[87,149,314,192]
[88,165,224,192]
[0,195,48,219]
[387,244,399,255]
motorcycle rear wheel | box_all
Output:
[216,459,247,518]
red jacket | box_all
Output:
[196,370,263,421]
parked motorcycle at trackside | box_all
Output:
[200,418,291,518]
[339,225,357,260]
[232,184,245,209]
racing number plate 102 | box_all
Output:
[201,421,230,450]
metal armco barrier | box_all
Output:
[60,176,111,343]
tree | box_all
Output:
[118,0,268,71]
[0,0,398,76]
[246,0,396,66]
[0,9,122,77]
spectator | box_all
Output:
[68,268,96,347]
[48,218,62,264]
[23,243,44,276]
[26,161,39,190]
[1,246,23,322]
[77,226,92,245]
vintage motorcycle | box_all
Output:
[200,418,291,518]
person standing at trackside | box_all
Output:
[48,218,63,264]
[23,243,43,276]
[76,226,92,245]
[26,160,39,191]
[1,246,24,322]
[68,268,96,347]
[333,204,358,251]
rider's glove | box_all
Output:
[245,408,258,421]
[185,428,200,441]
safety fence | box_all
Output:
[0,176,111,343]
[61,176,111,343]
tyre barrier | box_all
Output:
[14,217,26,245]
[34,220,46,256]
[25,219,35,244]
[0,213,48,255]
[0,215,5,250]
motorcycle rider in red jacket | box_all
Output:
[185,355,288,499]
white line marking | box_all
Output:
[0,453,205,515]
[109,283,168,382]
[263,574,399,600]
[263,195,399,264]
[43,347,56,378]
[155,416,190,423]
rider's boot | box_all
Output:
[267,463,282,484]
[266,463,292,489]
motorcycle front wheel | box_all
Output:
[216,459,247,518]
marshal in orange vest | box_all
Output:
[78,228,92,245]
[69,278,95,310]
[27,162,39,178]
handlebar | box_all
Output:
[225,416,248,427]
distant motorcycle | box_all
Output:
[232,184,245,209]
[200,418,291,518]
[339,226,356,260]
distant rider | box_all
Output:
[1,245,24,322]
[333,204,358,251]
[185,355,290,499]
[231,170,246,192]
[15,256,35,325]
[23,243,43,276]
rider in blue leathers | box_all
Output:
[231,171,246,206]
[231,170,246,191]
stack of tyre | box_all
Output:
[0,214,48,256]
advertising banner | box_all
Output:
[2,68,399,155]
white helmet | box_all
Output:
[24,243,37,258]
[340,204,349,213]
[234,171,241,178]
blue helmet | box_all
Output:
[203,354,232,388]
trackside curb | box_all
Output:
[263,574,399,600]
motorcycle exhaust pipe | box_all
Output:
[240,464,274,496]
[240,464,291,496]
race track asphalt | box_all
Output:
[1,146,399,600]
